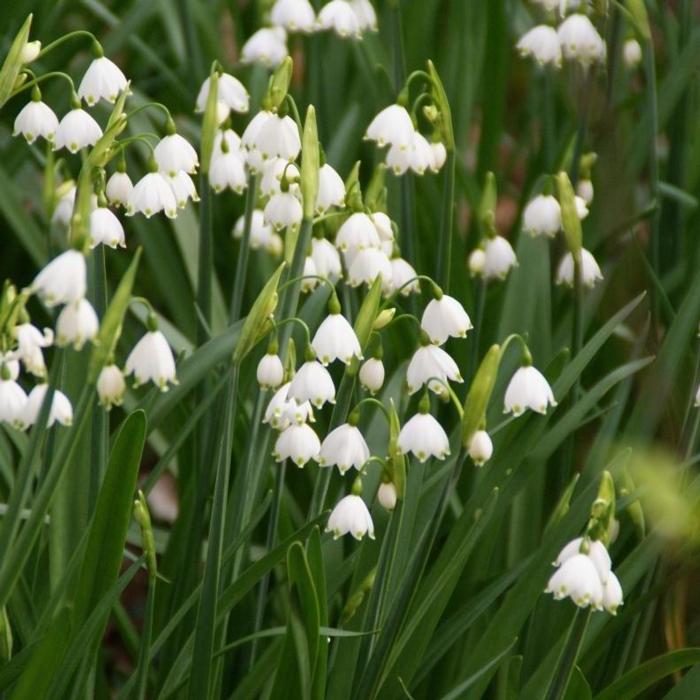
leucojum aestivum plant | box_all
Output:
[1,0,700,697]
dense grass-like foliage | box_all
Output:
[1,1,700,698]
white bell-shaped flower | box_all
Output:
[554,537,611,581]
[385,142,413,176]
[602,572,623,614]
[106,171,133,208]
[31,250,86,307]
[301,256,318,293]
[213,128,242,154]
[210,150,247,194]
[365,105,415,150]
[577,179,594,205]
[78,56,127,105]
[407,343,462,395]
[20,41,41,64]
[13,323,52,377]
[233,210,276,250]
[335,213,380,254]
[13,98,59,144]
[274,423,321,466]
[263,382,314,430]
[388,257,419,296]
[264,191,303,230]
[55,298,99,350]
[0,374,27,429]
[326,495,375,540]
[555,248,603,288]
[241,27,289,68]
[430,142,447,172]
[483,235,517,280]
[167,171,199,209]
[319,423,370,474]
[359,357,384,394]
[253,114,301,161]
[469,248,486,277]
[54,108,103,153]
[318,0,362,38]
[127,171,178,219]
[316,163,346,212]
[89,207,126,248]
[261,157,300,196]
[351,0,378,32]
[468,430,493,466]
[575,195,589,220]
[311,311,362,365]
[125,330,177,391]
[288,359,336,408]
[22,384,73,428]
[516,25,562,67]
[421,294,472,345]
[196,73,250,115]
[409,132,436,175]
[97,364,126,410]
[504,365,556,416]
[623,38,642,69]
[546,554,603,609]
[271,0,317,32]
[154,133,199,177]
[311,237,343,282]
[370,212,393,242]
[523,194,561,238]
[398,411,450,462]
[348,248,392,288]
[557,14,606,66]
[257,353,285,389]
[377,482,397,510]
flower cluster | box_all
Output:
[546,536,623,614]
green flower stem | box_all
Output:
[248,460,286,669]
[437,148,456,291]
[38,29,98,58]
[196,172,213,344]
[230,173,258,323]
[187,363,239,699]
[544,608,591,700]
[468,277,486,381]
[135,582,156,700]
[90,245,108,507]
[0,384,94,609]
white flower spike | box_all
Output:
[504,365,557,416]
[326,494,375,540]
